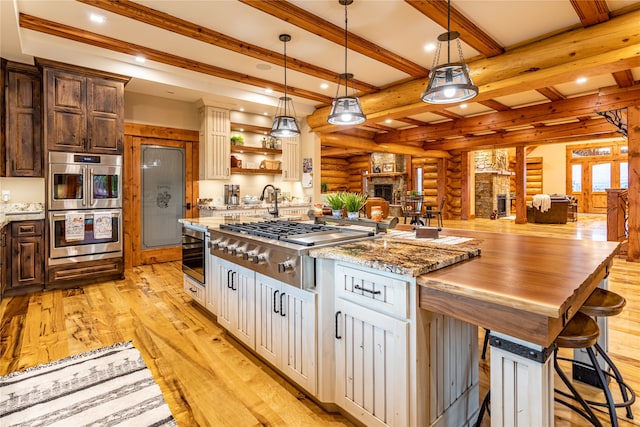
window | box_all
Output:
[572,147,611,158]
[591,163,611,192]
[571,164,582,192]
[621,162,628,189]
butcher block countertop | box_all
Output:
[421,229,619,347]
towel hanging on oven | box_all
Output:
[65,212,85,241]
[93,212,113,239]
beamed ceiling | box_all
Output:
[2,0,639,158]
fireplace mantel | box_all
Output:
[365,172,407,179]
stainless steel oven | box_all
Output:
[182,225,206,284]
[48,152,122,211]
[48,209,122,264]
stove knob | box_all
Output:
[214,240,226,251]
[235,246,246,257]
[243,249,257,261]
[277,259,294,273]
[224,243,238,254]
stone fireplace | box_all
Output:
[474,150,513,218]
[366,153,407,204]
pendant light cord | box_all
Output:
[283,37,288,115]
[343,0,348,97]
[446,0,451,64]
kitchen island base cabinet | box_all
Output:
[184,275,205,306]
[215,258,255,349]
[255,273,317,394]
[334,297,409,427]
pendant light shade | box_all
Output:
[421,1,478,104]
[327,0,366,126]
[271,34,301,138]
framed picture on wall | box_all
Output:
[382,163,394,172]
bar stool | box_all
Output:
[577,288,635,421]
[476,313,607,427]
[554,312,604,426]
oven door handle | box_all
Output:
[82,166,87,207]
[51,212,118,219]
[88,168,94,207]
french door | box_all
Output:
[567,143,628,214]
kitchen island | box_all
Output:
[310,229,620,427]
[179,216,620,426]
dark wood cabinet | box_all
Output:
[8,220,44,290]
[1,60,43,177]
[40,59,128,154]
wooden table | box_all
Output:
[418,229,620,426]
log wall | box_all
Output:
[446,153,463,219]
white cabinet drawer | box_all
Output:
[184,275,205,305]
[335,263,409,318]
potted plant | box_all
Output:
[320,182,328,193]
[324,192,344,218]
[230,135,244,146]
[343,192,367,220]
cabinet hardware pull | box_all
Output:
[335,311,342,339]
[231,271,237,291]
[189,287,197,293]
[273,289,279,314]
[279,292,286,317]
[227,269,233,289]
[354,284,381,295]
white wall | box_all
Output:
[0,178,45,204]
[124,92,200,130]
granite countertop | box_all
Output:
[197,201,311,210]
[309,231,482,277]
[1,202,45,228]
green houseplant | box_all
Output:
[343,192,367,219]
[230,135,244,145]
[324,192,345,218]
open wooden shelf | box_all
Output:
[230,122,271,134]
[231,145,281,155]
[231,167,282,175]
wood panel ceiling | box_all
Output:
[3,0,639,157]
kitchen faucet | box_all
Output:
[260,184,279,218]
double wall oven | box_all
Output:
[47,152,123,264]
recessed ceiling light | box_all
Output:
[265,88,273,94]
[263,112,268,116]
[239,128,244,132]
[239,107,245,112]
[385,119,392,124]
[89,13,105,24]
[320,83,329,90]
[460,103,468,109]
[135,56,146,63]
[424,43,436,52]
[576,77,587,84]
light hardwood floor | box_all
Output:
[1,215,638,426]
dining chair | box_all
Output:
[402,195,424,225]
[424,197,445,230]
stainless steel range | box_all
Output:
[209,220,376,288]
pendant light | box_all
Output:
[271,34,301,138]
[421,0,478,104]
[327,0,366,125]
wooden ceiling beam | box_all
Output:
[536,87,566,101]
[375,87,640,143]
[76,0,379,94]
[424,119,616,151]
[478,99,511,112]
[321,147,370,157]
[306,8,640,132]
[405,0,504,58]
[19,14,334,104]
[570,0,610,26]
[612,70,636,88]
[321,133,451,158]
[240,0,429,78]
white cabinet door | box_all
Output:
[281,136,300,182]
[216,258,255,349]
[199,106,230,179]
[255,273,317,394]
[335,297,409,427]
